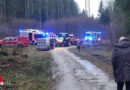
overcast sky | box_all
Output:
[74,0,101,17]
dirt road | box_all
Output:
[51,47,116,90]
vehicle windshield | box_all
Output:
[34,34,47,38]
[3,37,10,41]
[58,33,69,37]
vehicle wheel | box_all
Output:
[47,47,50,51]
[51,45,54,49]
[68,42,71,46]
[63,44,66,47]
[53,44,55,49]
[17,44,24,48]
[32,41,36,45]
[0,44,2,48]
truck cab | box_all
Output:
[56,33,70,47]
[69,34,78,45]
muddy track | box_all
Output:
[51,47,116,90]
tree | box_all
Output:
[115,0,130,35]
[100,8,111,25]
[0,0,79,37]
[99,0,104,15]
[99,1,111,25]
[0,0,79,22]
[80,9,87,16]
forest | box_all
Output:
[0,0,78,37]
[0,0,129,46]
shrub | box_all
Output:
[0,51,8,56]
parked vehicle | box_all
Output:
[69,34,78,45]
[37,38,50,51]
[19,29,45,45]
[0,37,29,48]
[85,32,102,45]
[37,33,55,51]
[56,33,70,47]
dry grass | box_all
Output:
[0,46,52,90]
[69,47,114,80]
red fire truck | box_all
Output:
[69,34,78,45]
[19,29,45,45]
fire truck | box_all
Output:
[69,34,78,45]
[19,29,45,45]
[85,32,102,45]
[0,37,29,48]
[55,33,70,47]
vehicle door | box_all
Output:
[3,37,10,46]
[9,38,17,46]
[29,33,33,41]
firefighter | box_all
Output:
[77,40,81,52]
[50,38,55,49]
[112,36,130,90]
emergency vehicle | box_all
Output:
[56,33,70,47]
[36,33,56,51]
[0,37,29,48]
[85,31,102,45]
[37,38,50,51]
[69,34,78,45]
[19,29,45,45]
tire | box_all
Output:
[17,44,24,48]
[47,46,50,51]
[53,44,55,49]
[0,44,2,48]
[51,45,55,49]
[55,44,58,47]
[63,43,65,47]
[50,44,54,49]
[32,41,36,45]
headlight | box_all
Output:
[98,38,101,41]
[58,40,63,43]
[89,37,93,40]
[57,38,63,43]
[85,36,93,41]
[85,37,88,40]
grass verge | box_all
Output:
[0,47,52,90]
[69,46,114,79]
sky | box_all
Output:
[74,0,101,17]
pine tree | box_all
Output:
[115,0,130,35]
